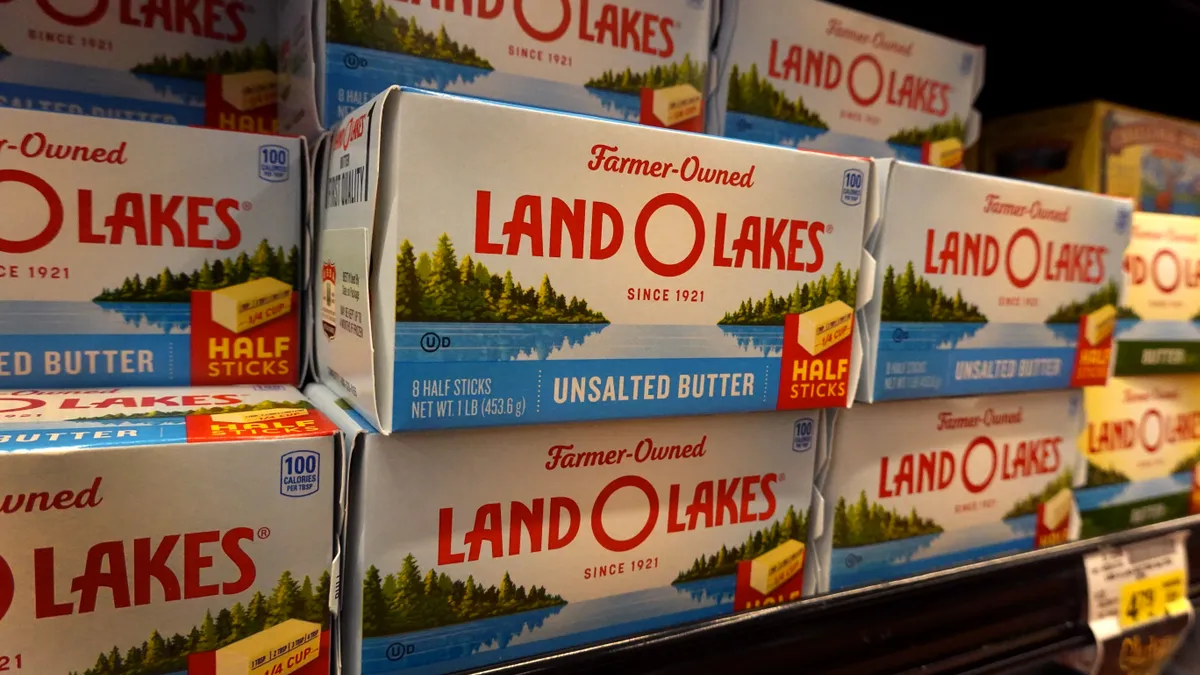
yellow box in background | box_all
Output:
[749,539,805,595]
[215,618,320,675]
[796,301,853,356]
[211,278,293,334]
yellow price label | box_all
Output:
[1119,570,1187,629]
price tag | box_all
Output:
[1073,532,1194,675]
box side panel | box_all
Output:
[982,102,1102,190]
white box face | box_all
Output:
[1078,376,1200,537]
[712,0,983,163]
[858,160,1133,402]
[343,410,819,675]
[816,391,1084,592]
[0,385,338,675]
[318,88,871,432]
[0,107,304,388]
[280,0,713,137]
[1114,213,1200,376]
[0,0,279,130]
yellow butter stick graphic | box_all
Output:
[749,539,805,595]
[796,301,853,356]
[1041,487,1073,531]
[211,407,309,424]
[650,83,702,127]
[222,70,278,112]
[211,278,293,334]
[215,618,320,675]
[926,137,964,169]
[1084,305,1117,346]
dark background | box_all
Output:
[831,0,1198,121]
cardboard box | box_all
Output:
[0,385,339,675]
[305,382,819,675]
[709,0,984,165]
[1078,375,1200,538]
[279,0,715,138]
[984,101,1200,215]
[812,390,1085,592]
[0,106,306,387]
[0,0,279,132]
[856,159,1132,402]
[316,87,871,432]
[1113,213,1200,375]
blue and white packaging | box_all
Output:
[314,87,871,432]
[710,0,984,166]
[855,159,1134,402]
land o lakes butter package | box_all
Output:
[813,391,1085,592]
[1078,376,1200,537]
[0,0,279,132]
[709,0,984,166]
[303,382,819,675]
[0,106,306,388]
[1114,213,1200,375]
[0,385,338,675]
[281,0,713,138]
[317,87,870,432]
[856,159,1133,402]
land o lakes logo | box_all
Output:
[322,260,337,340]
[0,554,12,624]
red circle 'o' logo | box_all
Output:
[0,397,45,414]
[37,0,108,26]
[0,170,64,254]
[0,555,14,625]
[513,0,571,42]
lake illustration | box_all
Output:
[1115,318,1200,341]
[724,112,922,161]
[830,516,1037,590]
[0,301,191,335]
[326,46,640,124]
[360,577,735,675]
[395,324,785,362]
[880,322,1078,352]
[1075,474,1192,512]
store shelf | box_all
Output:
[463,517,1200,675]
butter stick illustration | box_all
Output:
[1041,487,1073,531]
[749,539,805,596]
[796,300,853,356]
[650,83,702,127]
[215,618,320,675]
[1083,305,1117,346]
[211,278,293,334]
[221,70,278,112]
[211,407,309,424]
[925,137,964,169]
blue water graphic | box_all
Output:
[392,324,786,428]
[325,46,640,128]
[873,321,1082,399]
[829,516,1037,590]
[360,577,735,674]
[1115,318,1200,342]
[724,112,922,160]
[1075,473,1191,511]
[0,301,191,335]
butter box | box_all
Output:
[984,101,1200,216]
[0,385,339,675]
[280,0,714,138]
[709,0,984,165]
[812,390,1085,592]
[0,0,279,132]
[856,159,1133,402]
[1078,376,1200,537]
[0,106,306,387]
[316,87,871,432]
[1114,213,1200,375]
[305,382,819,675]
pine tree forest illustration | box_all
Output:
[584,54,706,94]
[673,507,807,584]
[725,64,828,129]
[719,264,856,325]
[887,116,967,146]
[1172,447,1200,475]
[1044,280,1134,323]
[879,263,987,322]
[74,399,312,422]
[131,40,276,80]
[94,241,298,303]
[1086,461,1132,487]
[832,491,943,548]
[396,235,608,323]
[326,0,493,68]
[361,556,564,637]
[71,571,330,675]
[1003,471,1074,519]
